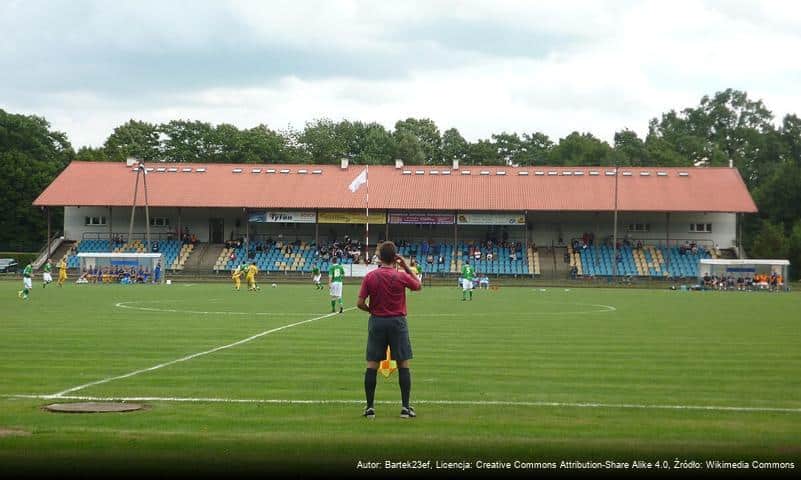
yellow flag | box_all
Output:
[378,346,397,379]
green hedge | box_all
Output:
[0,252,38,268]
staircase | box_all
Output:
[184,243,216,272]
[552,247,571,278]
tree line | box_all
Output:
[1,88,800,277]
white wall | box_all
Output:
[63,207,738,249]
[526,212,737,248]
[64,206,247,243]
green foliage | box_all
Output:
[394,118,442,165]
[749,220,788,259]
[4,88,801,267]
[104,120,161,162]
[548,132,614,166]
[0,109,72,250]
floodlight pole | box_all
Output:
[128,164,141,248]
[127,160,151,252]
[612,158,619,281]
[142,163,151,252]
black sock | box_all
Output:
[364,368,377,408]
[398,368,411,408]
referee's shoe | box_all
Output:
[400,406,416,419]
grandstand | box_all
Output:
[63,239,192,272]
[33,161,758,281]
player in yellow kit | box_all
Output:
[57,259,68,286]
[231,263,244,291]
[246,262,260,291]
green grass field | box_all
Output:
[1,279,800,477]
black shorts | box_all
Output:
[366,315,413,362]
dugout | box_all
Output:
[77,252,163,283]
[698,258,790,291]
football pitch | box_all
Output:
[1,280,800,476]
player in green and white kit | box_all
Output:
[461,260,475,301]
[328,257,346,313]
[312,264,322,290]
[42,259,53,288]
[18,263,33,300]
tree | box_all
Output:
[748,220,787,259]
[549,132,614,166]
[75,146,109,162]
[441,128,468,165]
[104,120,161,162]
[492,132,525,166]
[159,120,216,163]
[520,132,553,166]
[394,131,425,165]
[299,118,346,164]
[613,129,648,166]
[0,109,73,250]
[465,139,501,165]
[357,123,395,165]
[394,118,442,165]
[786,221,801,280]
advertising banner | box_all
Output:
[457,213,525,225]
[318,211,387,224]
[248,211,316,223]
[388,212,455,225]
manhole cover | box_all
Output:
[44,402,144,413]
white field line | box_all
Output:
[114,301,319,316]
[114,300,617,317]
[50,307,356,398]
[8,394,801,414]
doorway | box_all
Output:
[209,218,224,244]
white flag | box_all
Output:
[348,168,368,192]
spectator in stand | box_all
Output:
[509,250,516,261]
[438,254,445,265]
[474,249,481,262]
[636,240,643,250]
[151,240,159,253]
[486,251,493,262]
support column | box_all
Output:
[177,207,182,243]
[523,211,528,249]
[46,207,51,262]
[315,209,319,246]
[108,206,113,247]
[665,212,670,276]
[737,213,743,259]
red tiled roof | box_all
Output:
[33,162,757,213]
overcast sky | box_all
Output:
[2,0,800,148]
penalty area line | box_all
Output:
[49,307,356,398]
[8,394,801,414]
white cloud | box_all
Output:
[3,0,801,148]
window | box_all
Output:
[150,217,170,227]
[690,223,712,233]
[627,223,650,232]
[84,216,106,226]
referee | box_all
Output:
[357,241,422,419]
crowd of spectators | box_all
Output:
[701,272,784,291]
[179,227,198,245]
[315,235,365,264]
[679,241,698,255]
[467,239,524,262]
[78,263,161,284]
